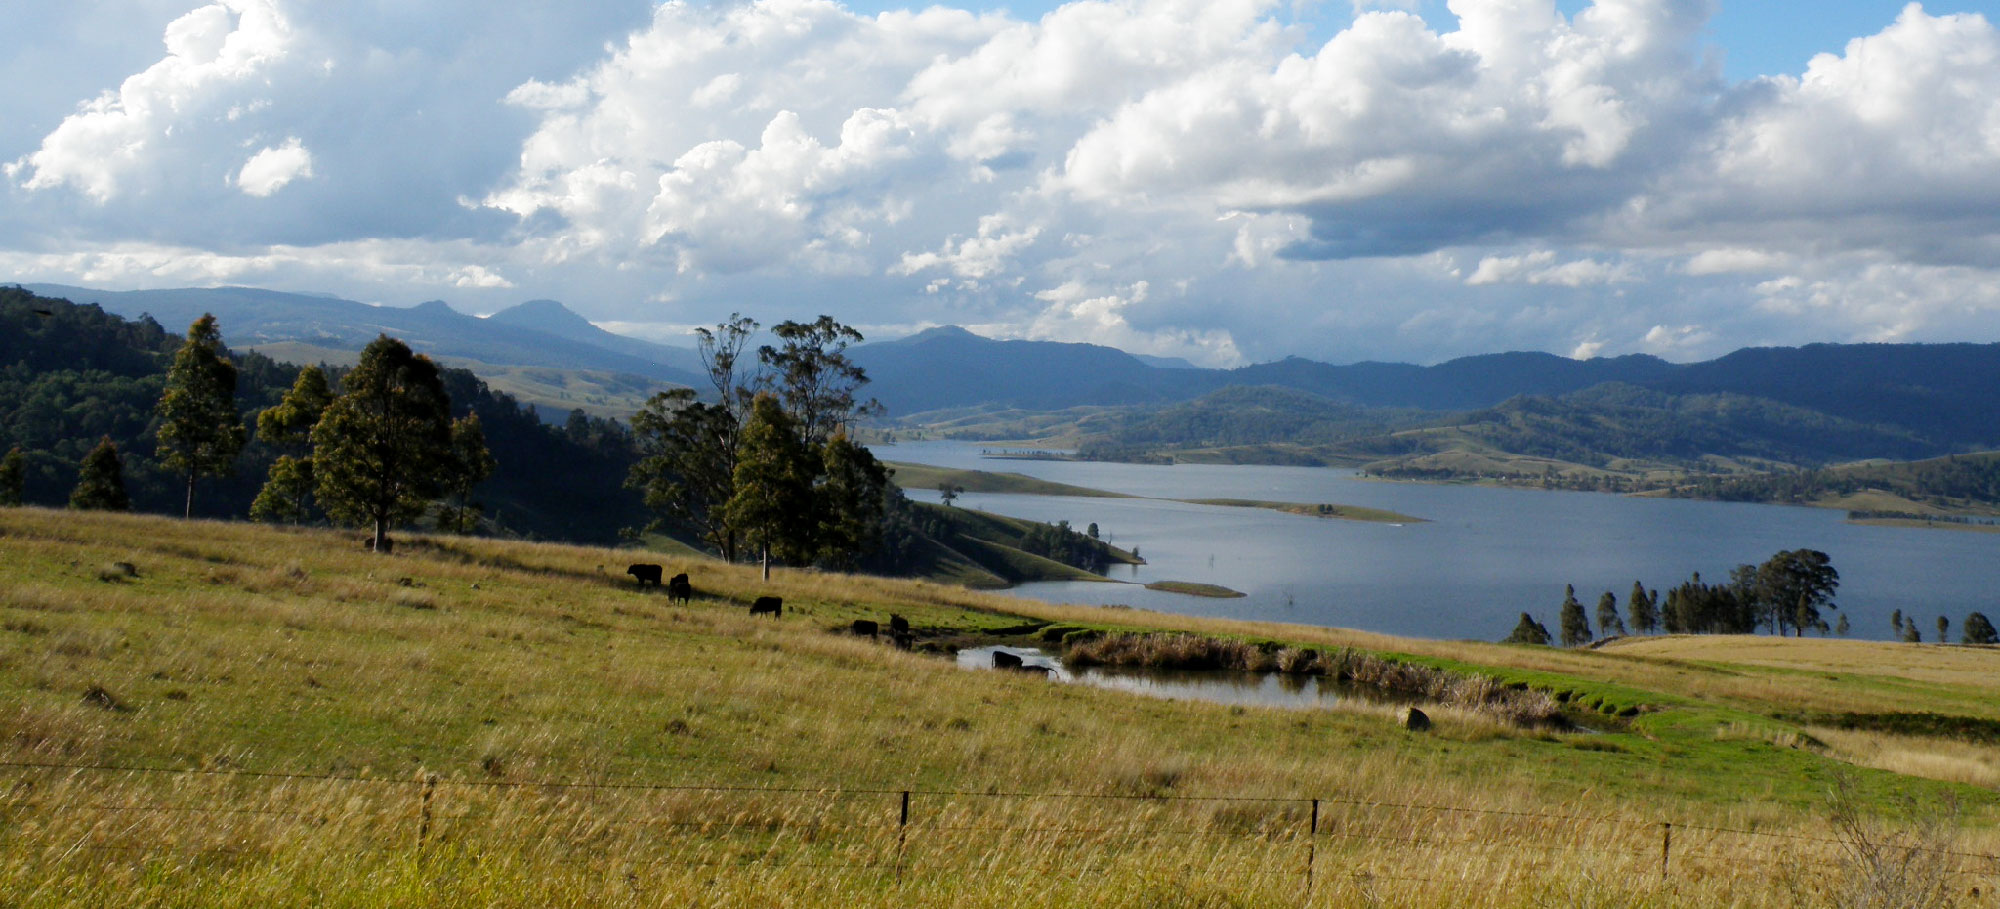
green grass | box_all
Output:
[1142,580,1247,598]
[885,461,1131,498]
[2,507,1996,906]
[896,502,1142,588]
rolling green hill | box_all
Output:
[883,501,1142,588]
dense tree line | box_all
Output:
[1018,519,1116,573]
[1507,549,2000,646]
[1508,550,1843,644]
[1668,454,2000,510]
[0,288,636,542]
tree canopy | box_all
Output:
[1752,548,1839,636]
[1965,612,1998,645]
[154,314,246,518]
[70,436,130,511]
[726,392,816,580]
[311,336,454,553]
[630,313,892,575]
[1558,585,1592,647]
[1503,613,1552,646]
[0,447,23,506]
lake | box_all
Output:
[883,441,2000,643]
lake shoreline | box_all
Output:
[886,440,2000,643]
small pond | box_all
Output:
[954,645,1415,712]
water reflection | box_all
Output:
[955,645,1407,712]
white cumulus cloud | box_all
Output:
[235,137,312,196]
[8,0,294,203]
[8,1,2000,366]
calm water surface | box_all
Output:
[884,441,2000,642]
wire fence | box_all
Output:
[2,758,1996,898]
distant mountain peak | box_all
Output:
[895,324,987,344]
[411,299,463,317]
[488,298,596,332]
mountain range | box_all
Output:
[17,282,2000,458]
[23,283,706,388]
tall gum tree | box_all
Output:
[726,392,815,581]
[312,335,453,554]
[250,365,334,524]
[154,314,245,518]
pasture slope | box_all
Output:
[2,507,1997,908]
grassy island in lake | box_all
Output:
[1180,497,1424,524]
[1143,580,1248,598]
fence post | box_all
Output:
[1305,798,1320,901]
[417,772,437,857]
[1660,821,1672,883]
[896,790,911,883]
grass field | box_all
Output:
[1141,580,1247,598]
[884,462,1132,498]
[2,507,1997,907]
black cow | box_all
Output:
[750,596,782,617]
[992,651,1024,670]
[626,563,663,588]
[667,573,692,604]
[889,614,909,633]
[852,619,878,637]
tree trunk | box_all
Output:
[761,541,770,582]
[373,517,391,554]
[184,468,197,519]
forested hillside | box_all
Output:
[0,287,641,541]
[1070,381,1939,468]
[0,289,1131,577]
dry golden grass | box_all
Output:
[3,506,1999,906]
[1810,726,2000,790]
[1602,635,2000,693]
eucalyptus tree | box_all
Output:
[1626,581,1659,634]
[1558,585,1591,647]
[758,315,879,448]
[312,335,454,554]
[1964,612,1998,645]
[250,365,334,524]
[0,446,23,506]
[155,314,245,518]
[1595,591,1626,638]
[726,393,815,581]
[439,413,496,535]
[70,437,130,511]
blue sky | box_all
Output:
[6,0,2000,366]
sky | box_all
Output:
[5,1,2000,367]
